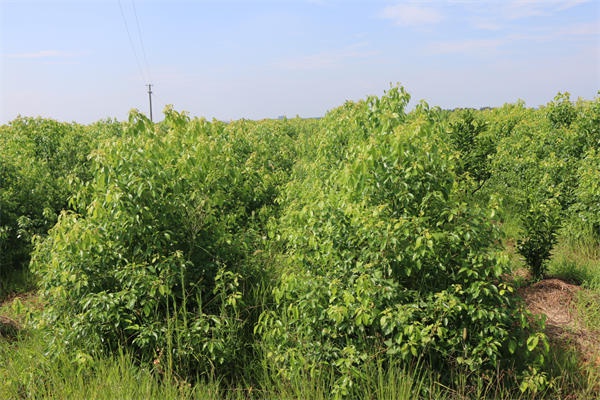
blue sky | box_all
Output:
[1,0,599,124]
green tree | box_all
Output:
[257,88,545,396]
[31,108,304,380]
[0,117,110,298]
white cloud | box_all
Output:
[501,21,599,42]
[470,17,503,31]
[275,43,379,70]
[454,1,597,38]
[5,50,77,59]
[556,21,600,36]
[554,0,591,11]
[428,38,506,54]
[380,4,443,27]
[506,0,592,19]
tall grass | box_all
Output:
[2,327,600,399]
[2,230,599,399]
[549,236,600,288]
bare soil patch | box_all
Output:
[0,291,42,339]
[518,278,600,368]
[0,315,20,339]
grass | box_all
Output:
[0,346,230,399]
[549,238,600,288]
[543,341,600,400]
[2,285,599,399]
[497,220,600,399]
[0,296,513,400]
[2,227,599,399]
[0,307,590,400]
[0,329,526,400]
[0,325,598,399]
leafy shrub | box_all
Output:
[257,87,545,396]
[447,109,495,193]
[571,149,600,241]
[572,93,600,150]
[486,95,587,216]
[31,109,300,379]
[0,117,110,298]
[546,92,576,129]
[517,198,562,280]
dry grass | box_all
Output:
[518,278,600,397]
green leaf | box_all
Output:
[527,334,539,352]
[415,236,423,249]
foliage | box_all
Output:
[0,117,117,298]
[30,109,309,380]
[546,92,576,129]
[484,95,600,277]
[5,87,600,397]
[257,87,546,396]
[517,198,562,280]
[4,287,599,400]
[447,109,495,193]
[571,92,600,150]
[569,133,600,243]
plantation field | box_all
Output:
[1,87,599,399]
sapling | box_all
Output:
[517,198,561,280]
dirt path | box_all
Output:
[518,278,600,368]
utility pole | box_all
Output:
[146,83,153,122]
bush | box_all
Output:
[447,109,495,193]
[546,92,576,129]
[571,149,600,242]
[31,109,299,379]
[517,198,562,280]
[0,117,109,298]
[257,88,546,396]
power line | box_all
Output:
[118,0,146,83]
[131,0,151,82]
[118,0,154,121]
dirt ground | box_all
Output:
[0,291,41,339]
[518,278,600,368]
